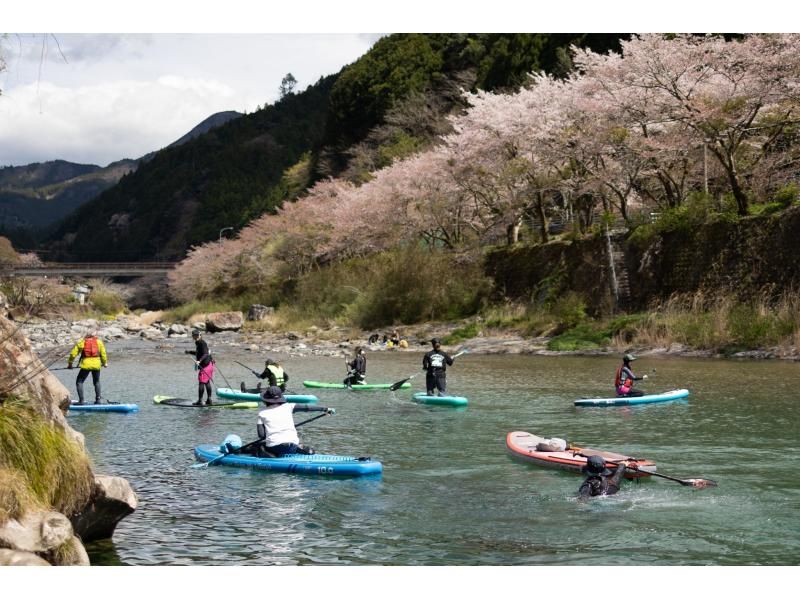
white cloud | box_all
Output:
[0,33,377,166]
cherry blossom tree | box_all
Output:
[574,34,800,215]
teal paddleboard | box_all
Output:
[574,388,690,407]
[412,392,468,407]
[215,388,319,403]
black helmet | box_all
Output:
[582,455,612,476]
[261,386,286,405]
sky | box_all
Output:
[1,0,791,169]
[0,33,381,167]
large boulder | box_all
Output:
[0,548,51,566]
[205,311,244,332]
[0,510,88,564]
[247,304,274,321]
[70,475,138,543]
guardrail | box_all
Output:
[0,262,177,277]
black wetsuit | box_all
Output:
[422,349,454,395]
[186,339,213,403]
[578,464,628,498]
[344,354,367,386]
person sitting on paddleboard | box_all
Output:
[615,353,648,397]
[185,329,214,405]
[249,386,333,457]
[578,455,637,498]
[242,358,290,393]
[343,346,367,388]
[423,338,455,396]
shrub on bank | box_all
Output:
[0,400,94,524]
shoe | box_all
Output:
[241,382,247,392]
[193,401,203,406]
[205,400,213,406]
[77,400,85,405]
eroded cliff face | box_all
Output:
[0,315,137,566]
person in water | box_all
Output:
[615,353,648,397]
[422,338,455,396]
[67,330,108,404]
[343,346,367,387]
[578,455,637,498]
[248,386,333,457]
[185,329,214,405]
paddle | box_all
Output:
[235,360,261,378]
[192,409,335,468]
[389,349,469,391]
[578,453,717,489]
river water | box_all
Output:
[53,342,800,566]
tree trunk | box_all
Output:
[506,219,521,245]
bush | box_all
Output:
[89,290,126,316]
[0,401,94,523]
[443,322,481,344]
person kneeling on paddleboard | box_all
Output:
[422,338,454,396]
[249,386,333,458]
[578,455,637,499]
[343,346,367,388]
[615,353,648,397]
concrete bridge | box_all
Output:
[0,262,177,278]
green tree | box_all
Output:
[279,72,297,98]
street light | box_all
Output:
[219,227,234,241]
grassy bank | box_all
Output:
[0,400,94,524]
[443,291,800,355]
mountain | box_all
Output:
[0,159,137,232]
[45,34,627,262]
[0,111,244,244]
[139,111,243,162]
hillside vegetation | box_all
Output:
[45,33,626,261]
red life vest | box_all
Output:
[83,336,99,358]
[614,366,632,389]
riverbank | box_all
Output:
[17,313,800,362]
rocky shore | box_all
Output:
[17,311,799,361]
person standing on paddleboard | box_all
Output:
[343,346,367,388]
[615,353,648,397]
[578,455,637,498]
[247,386,333,457]
[67,330,108,404]
[422,338,455,396]
[186,329,214,405]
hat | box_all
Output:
[261,385,286,405]
[581,455,612,476]
[191,329,201,338]
[431,338,441,346]
[623,353,636,362]
[265,358,276,366]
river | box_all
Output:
[52,343,800,566]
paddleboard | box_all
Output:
[505,431,656,478]
[574,388,689,407]
[194,444,383,477]
[412,392,468,407]
[153,395,257,409]
[215,387,319,403]
[69,402,139,413]
[302,380,411,390]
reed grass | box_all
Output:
[0,400,94,523]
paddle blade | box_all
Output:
[190,462,210,469]
[389,378,410,392]
[686,478,718,489]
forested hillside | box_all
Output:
[46,33,626,261]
